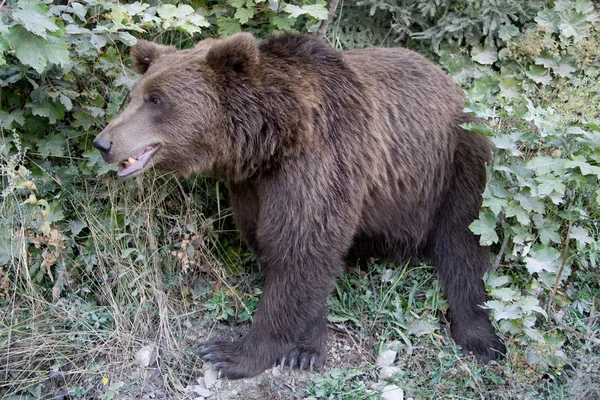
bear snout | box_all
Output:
[93,136,112,162]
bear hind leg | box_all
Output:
[425,136,506,362]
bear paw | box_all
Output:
[460,334,506,363]
[279,346,325,373]
[199,338,269,379]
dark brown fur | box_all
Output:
[94,33,505,379]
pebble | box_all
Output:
[380,366,401,379]
[188,382,211,397]
[204,369,219,389]
[377,349,397,367]
[272,366,281,377]
[381,384,404,400]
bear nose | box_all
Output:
[93,137,112,153]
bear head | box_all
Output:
[93,33,264,179]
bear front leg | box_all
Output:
[279,303,328,372]
[199,257,340,378]
[200,164,361,378]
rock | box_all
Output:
[272,366,281,377]
[380,366,401,379]
[134,345,158,368]
[381,384,404,400]
[376,349,397,367]
[188,384,211,397]
[204,369,219,389]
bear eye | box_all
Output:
[149,95,161,105]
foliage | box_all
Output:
[442,0,600,362]
[331,0,546,49]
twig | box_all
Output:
[491,212,508,272]
[317,0,340,38]
[547,221,572,317]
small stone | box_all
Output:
[189,384,211,397]
[204,369,219,389]
[381,384,404,400]
[134,345,158,368]
[380,366,401,379]
[377,349,397,367]
[344,345,351,351]
[272,366,281,377]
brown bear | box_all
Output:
[93,32,506,379]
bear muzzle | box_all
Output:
[92,137,112,162]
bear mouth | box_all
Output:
[117,144,160,177]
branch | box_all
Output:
[547,221,572,317]
[317,0,340,38]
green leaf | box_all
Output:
[90,34,107,50]
[30,100,65,124]
[558,10,589,42]
[505,203,530,226]
[526,157,565,175]
[157,4,188,19]
[526,65,552,85]
[535,9,559,33]
[234,7,255,24]
[6,26,69,73]
[483,196,506,216]
[491,134,522,156]
[471,44,498,65]
[283,4,328,20]
[0,110,25,129]
[486,300,521,320]
[7,26,48,73]
[45,38,70,67]
[536,175,566,200]
[524,246,560,274]
[117,32,137,46]
[490,287,518,302]
[470,211,499,245]
[69,2,87,22]
[498,23,519,41]
[564,157,600,177]
[37,135,65,158]
[13,0,60,39]
[271,15,295,31]
[485,274,511,288]
[499,77,522,99]
[571,226,593,245]
[217,17,241,37]
[301,4,329,20]
[514,193,544,213]
[519,296,547,317]
[553,62,577,78]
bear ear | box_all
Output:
[130,40,176,74]
[206,33,259,75]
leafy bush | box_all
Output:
[438,0,600,371]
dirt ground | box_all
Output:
[123,322,375,400]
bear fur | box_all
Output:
[93,32,506,379]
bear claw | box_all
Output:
[279,349,319,373]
